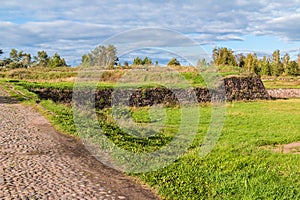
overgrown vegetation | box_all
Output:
[135,99,300,199]
[2,45,300,78]
[213,47,300,76]
[4,79,300,199]
[1,46,300,199]
[0,49,68,68]
[0,67,77,81]
[262,76,300,89]
[1,66,299,91]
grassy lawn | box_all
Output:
[262,76,300,89]
[2,74,300,199]
[263,80,300,89]
[131,99,300,199]
[40,98,300,199]
[0,66,243,89]
[17,90,300,199]
[3,66,300,89]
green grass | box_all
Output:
[0,66,244,90]
[8,79,202,91]
[262,76,300,89]
[263,81,300,89]
[6,66,300,90]
[0,67,77,80]
[38,97,300,199]
[0,79,39,102]
[3,77,300,199]
[40,100,77,135]
[7,80,121,90]
[133,100,300,199]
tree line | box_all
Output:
[2,45,300,77]
[213,47,300,76]
[81,45,300,77]
[81,45,182,68]
[0,49,68,68]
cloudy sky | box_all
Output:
[1,0,300,66]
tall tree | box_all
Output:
[9,49,21,62]
[271,50,284,76]
[86,45,117,68]
[286,61,299,76]
[21,53,31,68]
[0,49,3,56]
[133,57,143,65]
[213,47,237,66]
[143,57,152,65]
[48,53,67,67]
[236,53,246,68]
[81,54,91,66]
[6,49,31,68]
[282,53,290,75]
[244,53,260,74]
[259,56,271,76]
[34,50,49,67]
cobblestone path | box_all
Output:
[0,86,158,200]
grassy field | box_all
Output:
[1,67,300,199]
[0,67,78,81]
[135,99,300,199]
[4,78,300,199]
[0,65,242,89]
[262,76,300,89]
[2,66,300,89]
[41,99,300,199]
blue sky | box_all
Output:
[1,0,300,66]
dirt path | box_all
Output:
[0,86,159,200]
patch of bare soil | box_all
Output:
[265,142,300,154]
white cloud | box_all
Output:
[1,0,300,65]
[263,14,300,41]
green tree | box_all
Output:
[0,49,3,56]
[9,49,21,62]
[34,50,49,67]
[282,53,290,75]
[143,57,152,65]
[259,56,271,76]
[84,45,117,68]
[0,58,11,67]
[81,54,91,67]
[286,61,299,76]
[213,47,237,66]
[21,53,31,68]
[6,49,30,68]
[244,53,260,74]
[48,53,67,67]
[167,58,181,66]
[236,53,246,68]
[271,50,284,76]
[133,57,143,65]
